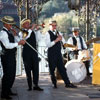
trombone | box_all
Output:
[12,25,48,62]
[13,25,28,38]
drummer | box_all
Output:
[67,27,91,76]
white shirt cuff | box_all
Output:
[15,43,18,47]
[51,41,55,46]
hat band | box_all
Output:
[2,18,15,24]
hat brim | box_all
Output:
[20,19,31,26]
[1,18,16,25]
[72,27,79,32]
[72,30,79,32]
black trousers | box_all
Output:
[1,53,16,96]
[22,51,39,88]
[48,53,70,85]
[83,60,90,75]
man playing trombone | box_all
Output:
[19,18,43,91]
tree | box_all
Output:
[40,0,69,18]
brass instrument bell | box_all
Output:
[22,30,28,38]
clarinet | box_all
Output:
[56,30,65,49]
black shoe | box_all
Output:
[33,86,44,91]
[87,73,92,76]
[1,95,12,99]
[65,83,77,88]
[27,88,32,91]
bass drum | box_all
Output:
[65,59,87,83]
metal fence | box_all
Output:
[0,45,49,78]
[0,46,93,78]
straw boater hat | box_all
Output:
[1,16,16,25]
[20,18,31,28]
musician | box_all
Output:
[0,16,25,99]
[67,27,91,76]
[19,18,43,91]
[45,20,77,88]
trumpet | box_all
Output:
[31,22,45,30]
[39,22,45,28]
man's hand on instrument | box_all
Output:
[54,35,62,43]
[18,40,26,45]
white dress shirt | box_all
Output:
[45,30,66,48]
[0,27,18,49]
[67,36,87,51]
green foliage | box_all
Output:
[40,0,100,40]
[40,0,69,18]
[42,13,78,39]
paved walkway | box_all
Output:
[0,73,100,100]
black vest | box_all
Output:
[72,36,84,50]
[23,31,36,52]
[0,28,16,55]
[48,30,61,55]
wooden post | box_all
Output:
[26,0,29,19]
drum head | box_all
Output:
[65,60,87,83]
